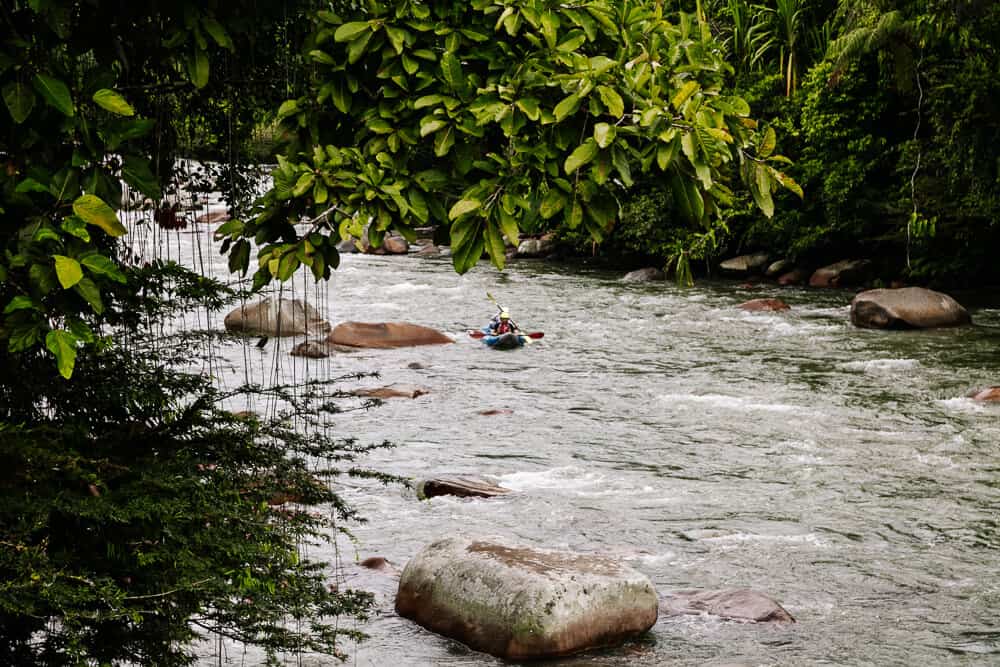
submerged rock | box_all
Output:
[850,287,971,329]
[809,259,872,288]
[364,235,409,255]
[224,298,330,337]
[352,384,430,399]
[660,589,795,624]
[328,321,454,348]
[395,536,659,659]
[739,298,790,312]
[622,267,665,282]
[416,477,511,500]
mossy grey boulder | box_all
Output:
[395,536,658,659]
[719,253,769,275]
[622,267,665,282]
[223,298,330,337]
[850,287,971,329]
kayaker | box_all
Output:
[487,310,519,335]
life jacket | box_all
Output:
[497,320,512,334]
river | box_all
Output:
[146,222,1000,666]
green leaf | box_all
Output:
[564,139,599,174]
[408,189,429,222]
[557,32,587,52]
[441,52,464,92]
[73,276,103,313]
[53,255,83,289]
[3,296,37,314]
[292,173,315,197]
[434,126,455,157]
[46,329,78,379]
[515,97,540,121]
[347,30,374,64]
[61,216,91,241]
[329,81,350,113]
[122,155,162,199]
[334,22,370,42]
[656,136,680,170]
[277,99,300,120]
[32,73,74,116]
[449,198,481,220]
[539,188,566,219]
[594,123,616,149]
[414,95,443,109]
[188,49,210,88]
[671,80,699,111]
[202,17,234,50]
[611,147,633,186]
[597,86,624,117]
[451,219,484,274]
[553,93,580,122]
[759,126,776,158]
[420,117,447,136]
[484,220,506,269]
[80,253,126,283]
[229,239,251,275]
[73,194,126,236]
[499,209,520,245]
[277,251,300,281]
[3,81,36,123]
[309,49,337,65]
[93,89,135,116]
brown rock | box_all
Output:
[739,298,790,312]
[809,259,872,288]
[329,321,453,348]
[480,408,514,416]
[850,287,971,329]
[290,340,331,358]
[719,253,769,276]
[660,589,795,624]
[416,477,511,500]
[415,244,441,256]
[970,386,1000,402]
[381,235,410,254]
[777,269,808,285]
[352,384,430,399]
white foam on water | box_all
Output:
[914,452,959,469]
[767,321,843,338]
[366,301,403,311]
[838,358,921,373]
[498,466,606,492]
[657,393,803,414]
[384,282,431,294]
[936,397,986,413]
[701,532,826,547]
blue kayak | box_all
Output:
[481,332,526,349]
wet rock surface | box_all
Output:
[660,589,795,624]
[328,321,454,348]
[223,298,331,337]
[416,477,511,499]
[850,287,971,329]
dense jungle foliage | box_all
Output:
[599,0,1000,286]
[1,0,996,663]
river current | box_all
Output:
[147,223,1000,666]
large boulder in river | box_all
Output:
[224,298,330,337]
[809,259,872,287]
[660,589,795,624]
[777,269,808,286]
[351,384,430,399]
[328,321,453,348]
[850,287,971,329]
[719,253,769,276]
[416,477,511,500]
[622,267,665,282]
[765,259,793,277]
[516,234,556,258]
[395,536,658,659]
